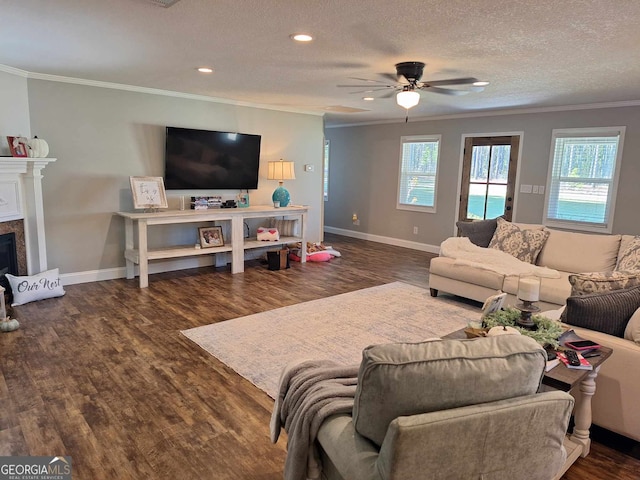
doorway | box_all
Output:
[459,135,520,223]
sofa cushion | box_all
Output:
[624,307,640,344]
[537,229,621,273]
[488,217,550,264]
[502,272,572,306]
[616,236,640,271]
[351,335,546,447]
[569,271,640,296]
[429,257,504,290]
[456,218,499,247]
[561,286,640,337]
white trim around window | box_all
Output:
[396,134,441,213]
[543,126,625,233]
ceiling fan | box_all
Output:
[338,61,489,110]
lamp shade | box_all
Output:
[396,90,420,109]
[267,160,296,181]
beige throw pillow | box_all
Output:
[616,236,640,271]
[488,217,550,264]
[624,307,640,344]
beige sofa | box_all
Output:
[429,228,640,442]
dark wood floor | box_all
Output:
[1,233,638,479]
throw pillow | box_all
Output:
[269,219,299,237]
[561,286,640,338]
[6,268,66,306]
[624,307,640,344]
[488,217,550,264]
[569,271,640,296]
[616,236,640,271]
[456,217,500,247]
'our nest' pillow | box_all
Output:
[561,285,640,337]
[5,268,66,306]
[488,217,550,264]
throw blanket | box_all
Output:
[440,237,561,278]
[270,360,360,480]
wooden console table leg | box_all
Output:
[231,217,244,274]
[570,367,599,457]
[137,219,149,288]
[124,218,135,279]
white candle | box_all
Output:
[518,277,540,302]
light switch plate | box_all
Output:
[520,184,533,194]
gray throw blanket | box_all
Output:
[270,359,360,480]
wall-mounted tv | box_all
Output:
[164,127,261,190]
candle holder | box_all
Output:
[515,300,540,329]
[516,275,541,329]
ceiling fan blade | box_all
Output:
[348,77,392,84]
[378,90,397,99]
[337,84,394,88]
[422,77,479,87]
[347,87,394,94]
[378,72,401,82]
[423,86,470,96]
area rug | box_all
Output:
[181,282,478,398]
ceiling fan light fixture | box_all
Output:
[396,90,420,109]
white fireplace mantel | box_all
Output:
[0,157,56,275]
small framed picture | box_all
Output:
[129,176,168,210]
[481,291,507,318]
[7,136,28,158]
[199,226,224,248]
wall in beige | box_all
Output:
[0,70,31,155]
[18,78,323,280]
[324,105,640,249]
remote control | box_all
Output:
[565,350,581,367]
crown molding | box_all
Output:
[325,99,640,128]
[0,64,323,117]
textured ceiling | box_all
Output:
[2,0,640,126]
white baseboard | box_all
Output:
[323,226,440,254]
[59,248,269,286]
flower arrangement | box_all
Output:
[481,307,564,348]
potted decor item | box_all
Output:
[27,136,49,158]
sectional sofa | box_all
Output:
[428,222,640,442]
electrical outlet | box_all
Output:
[413,226,418,235]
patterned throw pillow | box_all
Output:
[561,286,640,337]
[488,217,550,264]
[616,236,640,271]
[569,271,640,296]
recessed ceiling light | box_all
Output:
[363,97,375,101]
[473,81,490,86]
[290,33,313,42]
[197,67,213,73]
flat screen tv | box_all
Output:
[164,127,261,190]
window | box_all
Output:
[544,127,625,233]
[323,140,329,201]
[397,135,441,212]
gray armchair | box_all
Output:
[316,336,574,480]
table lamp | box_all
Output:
[267,159,295,207]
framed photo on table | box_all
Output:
[199,226,224,248]
[129,176,168,210]
[6,136,28,157]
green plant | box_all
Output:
[482,307,564,348]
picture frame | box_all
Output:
[6,136,28,158]
[129,176,168,210]
[481,291,507,318]
[199,226,224,248]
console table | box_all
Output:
[117,205,308,288]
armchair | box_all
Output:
[315,336,574,480]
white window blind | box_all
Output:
[545,127,625,232]
[397,135,441,212]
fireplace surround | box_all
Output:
[0,158,55,276]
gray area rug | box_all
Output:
[181,282,478,398]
